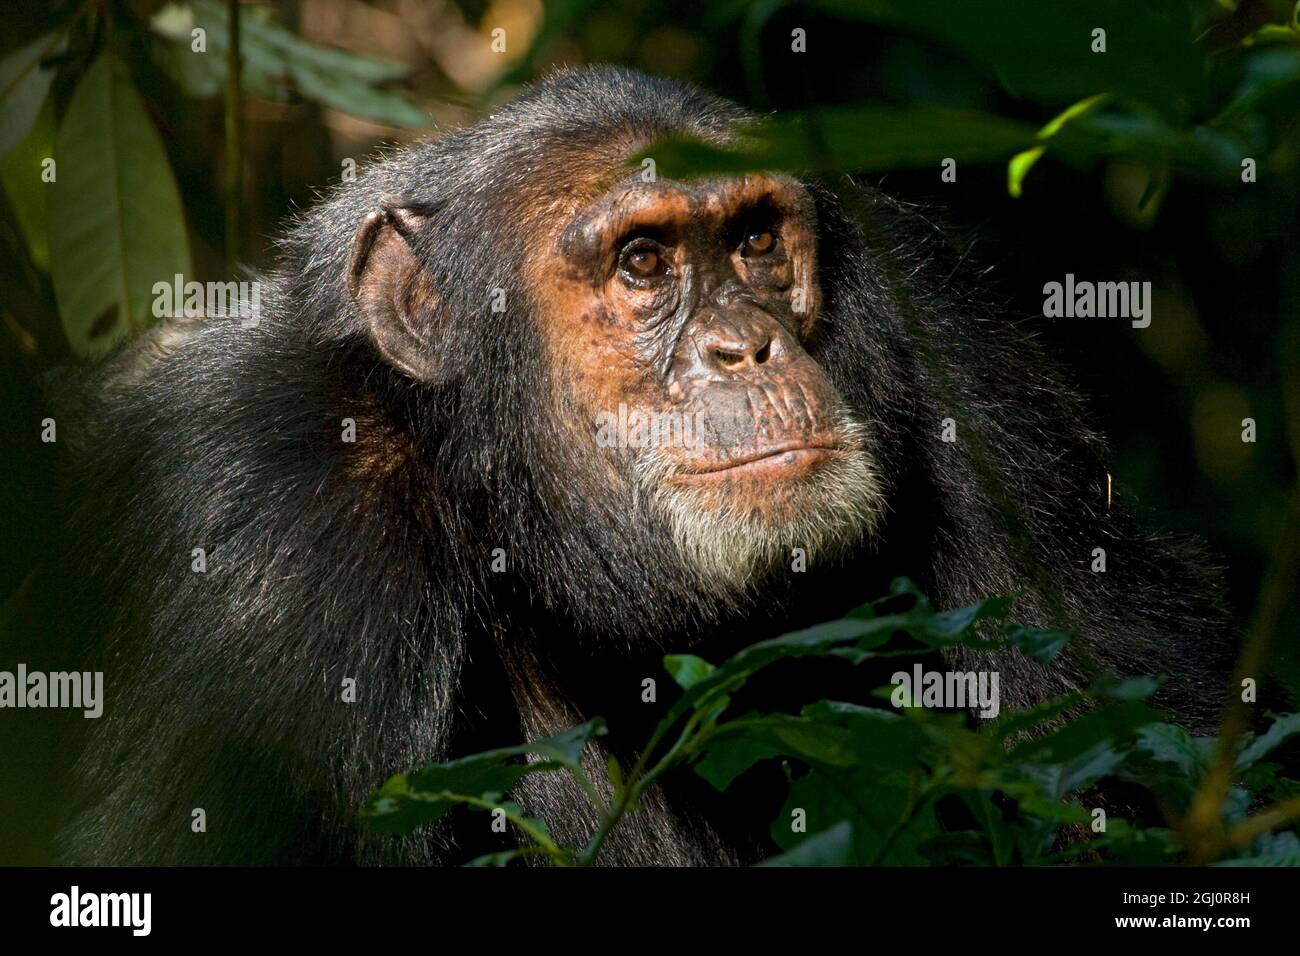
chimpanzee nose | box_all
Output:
[698,318,781,373]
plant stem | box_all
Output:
[447,793,571,865]
[1184,484,1300,863]
[1225,794,1300,849]
[577,710,706,865]
[567,763,608,815]
[224,0,243,274]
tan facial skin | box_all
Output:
[348,166,881,589]
[529,172,865,520]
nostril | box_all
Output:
[713,347,745,370]
[754,337,772,365]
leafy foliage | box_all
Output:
[149,0,430,128]
[0,0,429,358]
[634,0,1300,199]
[362,582,1300,866]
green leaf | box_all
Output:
[1049,110,1245,180]
[1043,820,1180,865]
[1123,725,1223,815]
[1012,700,1160,765]
[657,585,1017,746]
[360,720,605,836]
[188,0,412,83]
[918,830,996,866]
[777,767,938,865]
[287,61,430,129]
[1004,624,1070,663]
[148,1,429,128]
[659,615,900,727]
[692,713,862,791]
[800,699,933,772]
[1237,712,1300,769]
[1006,94,1110,198]
[1056,740,1127,795]
[0,30,64,159]
[1007,146,1045,199]
[956,790,1024,863]
[49,52,192,358]
[664,653,714,690]
[1093,675,1161,701]
[640,105,1039,180]
[149,4,282,101]
[604,755,623,793]
[1241,763,1300,801]
[0,93,56,271]
[885,577,929,605]
[812,0,1204,118]
[986,689,1087,741]
[1214,48,1300,123]
[463,849,529,867]
[527,718,607,769]
[361,758,537,835]
[757,821,854,866]
[922,594,1016,642]
[1135,723,1209,779]
[1232,829,1300,864]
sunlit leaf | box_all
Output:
[49,52,191,358]
[665,653,714,690]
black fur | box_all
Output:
[9,66,1228,865]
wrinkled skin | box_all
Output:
[525,173,883,587]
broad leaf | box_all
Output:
[360,720,605,837]
[758,821,854,866]
[1237,712,1300,769]
[49,52,191,357]
[0,30,64,159]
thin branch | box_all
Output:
[224,0,243,273]
[1183,487,1300,863]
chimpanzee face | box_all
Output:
[532,173,885,591]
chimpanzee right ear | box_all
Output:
[347,198,443,383]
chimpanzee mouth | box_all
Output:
[645,432,884,594]
[672,442,839,481]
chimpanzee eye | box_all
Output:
[620,240,668,279]
[741,228,776,258]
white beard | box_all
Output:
[632,414,885,595]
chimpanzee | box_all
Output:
[6,66,1229,865]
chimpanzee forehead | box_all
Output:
[558,173,811,262]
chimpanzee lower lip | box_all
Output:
[676,444,836,477]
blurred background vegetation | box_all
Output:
[2,0,1298,701]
